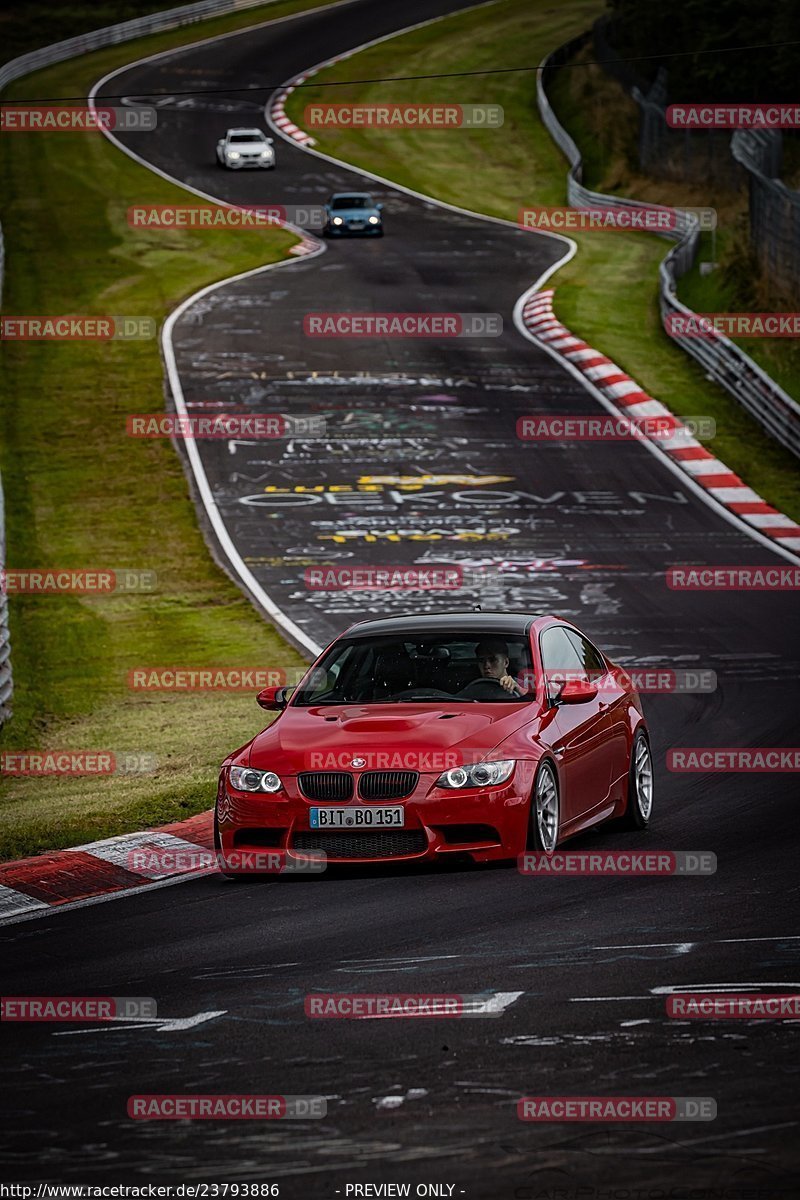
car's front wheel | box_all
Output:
[622,729,653,829]
[529,759,560,855]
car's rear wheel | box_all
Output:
[529,760,560,855]
[622,729,653,829]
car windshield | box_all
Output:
[229,132,263,143]
[292,631,534,705]
[331,196,373,209]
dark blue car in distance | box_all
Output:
[323,192,384,236]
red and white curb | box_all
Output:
[288,234,319,256]
[268,43,387,147]
[521,291,800,553]
[270,73,318,147]
[0,812,214,922]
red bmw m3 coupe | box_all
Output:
[214,612,653,871]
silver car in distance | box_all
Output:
[216,128,276,169]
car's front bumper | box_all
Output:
[216,766,535,866]
[325,221,382,235]
[223,156,274,169]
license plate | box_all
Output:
[309,806,404,829]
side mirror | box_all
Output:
[556,678,598,705]
[256,685,291,711]
[265,137,273,144]
[375,202,384,211]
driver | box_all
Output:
[475,639,527,696]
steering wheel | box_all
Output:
[457,677,521,699]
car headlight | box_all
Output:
[435,760,515,789]
[368,215,380,224]
[229,765,282,793]
[260,149,272,158]
[332,216,344,225]
[227,150,240,160]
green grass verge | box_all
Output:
[0,0,342,861]
[286,0,800,521]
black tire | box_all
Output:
[622,729,653,829]
[528,759,560,855]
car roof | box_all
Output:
[344,611,540,638]
[226,128,265,136]
[329,192,374,200]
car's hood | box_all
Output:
[246,703,532,772]
[330,207,377,218]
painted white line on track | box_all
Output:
[595,1121,798,1152]
[570,996,652,1002]
[651,981,800,993]
[572,981,800,1001]
[593,935,800,949]
[54,1010,227,1035]
[349,992,523,1019]
[339,954,462,964]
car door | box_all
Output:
[539,626,615,822]
[565,628,630,797]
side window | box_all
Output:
[302,647,352,700]
[540,627,585,700]
[565,629,607,680]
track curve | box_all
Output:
[2,1,799,1193]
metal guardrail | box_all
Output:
[0,472,11,725]
[0,221,12,723]
[0,0,279,91]
[537,38,800,461]
[0,0,291,727]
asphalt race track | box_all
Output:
[3,0,800,1194]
